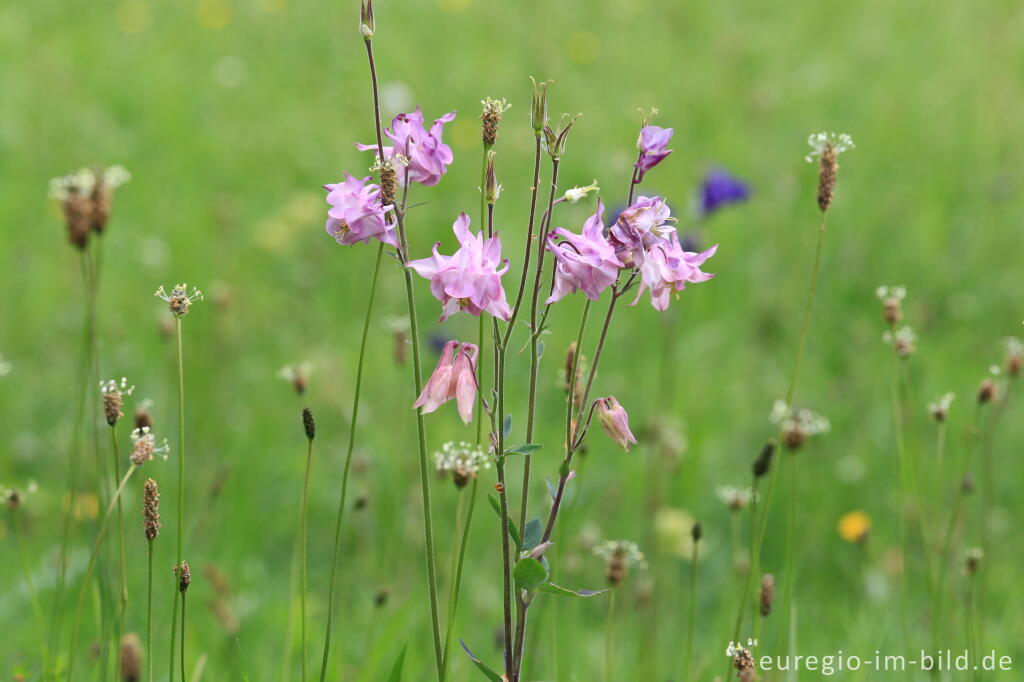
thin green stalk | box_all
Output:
[318,242,384,681]
[180,591,187,682]
[110,424,128,645]
[299,435,313,682]
[169,315,187,682]
[13,507,49,669]
[147,540,154,682]
[66,465,137,682]
[441,482,477,680]
[685,538,699,676]
[605,589,616,682]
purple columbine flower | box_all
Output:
[408,213,512,322]
[696,167,750,218]
[596,396,638,451]
[356,107,456,187]
[323,174,397,247]
[413,339,478,424]
[633,233,717,311]
[609,195,676,267]
[634,125,674,181]
[546,199,624,303]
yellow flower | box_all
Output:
[837,510,871,544]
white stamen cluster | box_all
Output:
[805,132,855,162]
[770,400,831,436]
[927,392,955,422]
[593,539,647,569]
[434,441,490,476]
[481,97,512,116]
[716,485,759,511]
[875,285,906,302]
[371,153,409,173]
[100,377,135,397]
[130,426,170,465]
[725,638,759,657]
[155,283,204,317]
[883,326,918,357]
[48,166,130,201]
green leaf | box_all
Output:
[460,641,504,682]
[538,582,609,598]
[504,443,542,456]
[487,493,521,550]
[502,415,513,438]
[521,517,543,551]
[386,645,407,682]
[513,557,549,593]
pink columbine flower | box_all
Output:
[634,125,674,181]
[596,396,638,451]
[408,213,512,322]
[323,174,397,247]
[609,195,676,267]
[546,199,623,303]
[413,340,479,424]
[633,234,717,311]
[356,108,457,187]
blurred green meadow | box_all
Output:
[2,0,1024,679]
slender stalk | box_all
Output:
[441,483,474,680]
[12,507,49,669]
[169,315,187,682]
[110,424,129,647]
[685,537,699,676]
[66,465,138,682]
[605,589,616,682]
[299,435,313,682]
[502,135,543,349]
[318,243,384,681]
[180,592,187,682]
[147,540,154,682]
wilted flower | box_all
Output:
[323,174,397,247]
[596,396,638,451]
[927,392,955,422]
[609,195,676,267]
[716,485,759,512]
[883,326,917,358]
[434,441,491,488]
[408,213,511,322]
[130,427,170,465]
[594,539,647,586]
[357,107,456,186]
[546,199,623,303]
[100,377,135,426]
[634,125,674,181]
[694,167,750,218]
[771,400,830,450]
[632,234,717,311]
[413,340,479,423]
[155,284,203,318]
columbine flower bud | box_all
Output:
[178,560,191,593]
[302,407,316,440]
[155,283,204,318]
[562,180,599,204]
[805,132,854,213]
[541,115,579,161]
[596,396,638,451]
[529,77,551,134]
[143,478,160,541]
[484,150,501,205]
[359,0,374,39]
[480,97,511,148]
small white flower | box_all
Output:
[563,180,600,204]
[100,377,135,397]
[875,285,906,301]
[481,97,512,116]
[882,326,917,357]
[130,426,170,464]
[805,132,855,163]
[927,392,955,421]
[434,441,491,481]
[716,485,759,510]
[99,165,131,188]
[48,168,96,201]
[593,539,647,569]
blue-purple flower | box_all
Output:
[634,125,674,181]
[695,167,750,218]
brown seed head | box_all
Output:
[977,379,996,405]
[119,633,142,682]
[6,490,21,510]
[691,521,702,543]
[379,164,398,207]
[760,573,776,617]
[817,145,838,213]
[1008,354,1022,378]
[563,342,578,393]
[753,441,775,478]
[134,405,153,430]
[965,549,982,576]
[782,426,807,451]
[143,478,160,541]
[178,561,191,593]
[63,192,94,250]
[733,647,757,678]
[90,180,112,234]
[606,549,628,587]
[103,391,123,427]
[481,97,510,148]
[883,298,903,325]
[302,407,316,440]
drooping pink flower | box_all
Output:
[408,213,512,322]
[323,174,397,247]
[546,199,623,303]
[634,125,674,181]
[596,396,638,451]
[632,233,717,311]
[356,108,456,186]
[413,340,479,424]
[609,195,676,267]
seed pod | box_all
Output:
[690,521,702,543]
[752,441,775,478]
[302,407,316,441]
[817,145,838,213]
[760,573,776,617]
[119,633,142,682]
[178,561,191,593]
[143,478,160,541]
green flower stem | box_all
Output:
[13,507,48,669]
[146,539,154,682]
[441,479,479,681]
[318,242,384,681]
[180,591,187,682]
[605,588,616,682]
[169,314,187,682]
[109,424,128,648]
[65,464,138,682]
[299,434,313,682]
[686,537,699,676]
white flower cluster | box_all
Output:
[593,539,647,569]
[875,285,906,302]
[883,326,917,357]
[48,165,130,201]
[100,377,135,397]
[433,441,490,476]
[725,638,759,657]
[770,400,831,436]
[805,132,855,162]
[716,485,759,510]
